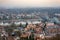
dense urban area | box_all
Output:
[0,8,60,40]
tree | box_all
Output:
[25,22,28,27]
[10,23,16,29]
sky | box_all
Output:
[0,0,60,8]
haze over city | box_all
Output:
[0,0,60,40]
[0,0,60,8]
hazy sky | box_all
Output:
[0,0,60,8]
